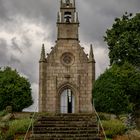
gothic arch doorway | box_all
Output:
[60,88,75,113]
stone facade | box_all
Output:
[39,0,95,113]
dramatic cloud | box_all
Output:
[77,0,140,44]
[0,0,139,111]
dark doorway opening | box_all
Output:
[60,88,74,113]
[68,90,72,113]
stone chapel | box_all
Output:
[39,0,95,114]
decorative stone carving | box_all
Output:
[61,52,74,66]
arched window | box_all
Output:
[60,88,75,113]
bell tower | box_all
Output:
[57,0,79,40]
[39,0,95,113]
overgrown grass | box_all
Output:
[5,118,31,140]
[102,119,127,138]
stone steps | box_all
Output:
[33,127,98,131]
[36,121,97,125]
[30,136,100,140]
[34,123,97,128]
[30,114,101,140]
[33,129,98,134]
[37,118,96,122]
[37,116,96,121]
[30,135,100,140]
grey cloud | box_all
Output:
[9,55,21,64]
[0,0,139,74]
[0,39,8,65]
[0,0,8,21]
[0,40,21,70]
[11,37,22,53]
[77,0,140,45]
[3,0,58,23]
[11,36,32,52]
[22,36,32,48]
[14,62,38,84]
[0,39,21,73]
[0,36,37,84]
[1,0,139,45]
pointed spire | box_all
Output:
[40,44,46,62]
[89,44,95,62]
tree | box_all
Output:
[0,67,33,112]
[104,13,140,67]
[93,62,140,115]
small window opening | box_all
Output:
[64,12,72,23]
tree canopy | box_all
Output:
[104,13,140,67]
[0,67,33,112]
[93,62,140,115]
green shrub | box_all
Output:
[0,110,7,117]
[98,112,117,120]
[0,130,4,140]
[5,118,31,139]
[98,112,109,120]
[102,119,127,138]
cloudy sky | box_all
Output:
[0,0,139,111]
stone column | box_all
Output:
[39,44,47,112]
